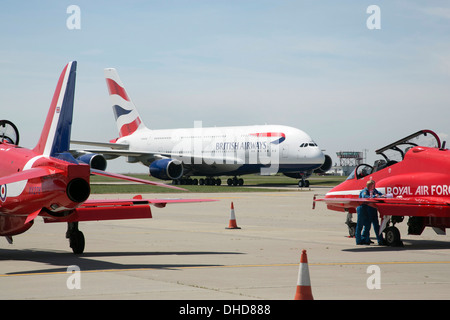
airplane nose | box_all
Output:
[310,148,325,164]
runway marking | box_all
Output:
[2,260,450,277]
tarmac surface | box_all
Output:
[1,187,450,300]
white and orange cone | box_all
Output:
[225,202,241,229]
[294,250,314,300]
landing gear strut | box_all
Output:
[345,212,356,238]
[66,222,85,254]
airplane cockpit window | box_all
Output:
[345,165,370,181]
[345,165,373,180]
[375,130,441,165]
[0,120,20,145]
[372,159,386,172]
[355,164,373,180]
[346,169,356,180]
[300,142,318,148]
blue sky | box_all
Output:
[1,1,449,173]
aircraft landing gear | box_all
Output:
[172,177,223,185]
[173,176,245,186]
[66,222,85,254]
[199,177,221,186]
[227,177,244,186]
[298,179,310,188]
[345,212,356,238]
[382,216,404,247]
[384,226,402,247]
[172,177,198,185]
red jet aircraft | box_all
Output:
[0,61,212,254]
[314,129,450,246]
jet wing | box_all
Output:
[90,168,186,191]
[315,196,450,206]
[70,140,132,160]
[71,141,245,167]
[71,140,129,150]
[43,196,216,223]
[314,196,450,217]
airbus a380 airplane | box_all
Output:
[72,69,331,186]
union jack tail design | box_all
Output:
[104,68,147,138]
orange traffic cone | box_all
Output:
[226,202,241,229]
[294,250,314,300]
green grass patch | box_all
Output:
[89,174,346,194]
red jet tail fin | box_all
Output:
[33,61,77,156]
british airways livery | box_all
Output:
[72,69,331,186]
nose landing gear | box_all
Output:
[298,179,310,188]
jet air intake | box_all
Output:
[149,159,183,180]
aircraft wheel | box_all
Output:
[227,178,233,186]
[347,222,356,238]
[238,178,244,186]
[298,180,304,187]
[304,180,310,187]
[199,178,205,185]
[384,226,402,247]
[69,230,85,254]
[192,178,198,185]
[216,178,221,186]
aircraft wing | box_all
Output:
[71,141,244,166]
[70,140,132,160]
[71,140,129,150]
[42,196,216,223]
[314,196,450,217]
[90,168,186,191]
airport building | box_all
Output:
[329,151,364,176]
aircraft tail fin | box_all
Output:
[104,68,147,138]
[33,61,77,156]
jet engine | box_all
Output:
[314,154,332,174]
[67,178,91,203]
[77,153,107,171]
[149,159,183,180]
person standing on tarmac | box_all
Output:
[356,180,384,245]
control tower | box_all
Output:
[336,151,364,176]
[336,151,363,166]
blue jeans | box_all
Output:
[356,206,370,244]
[363,211,384,244]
